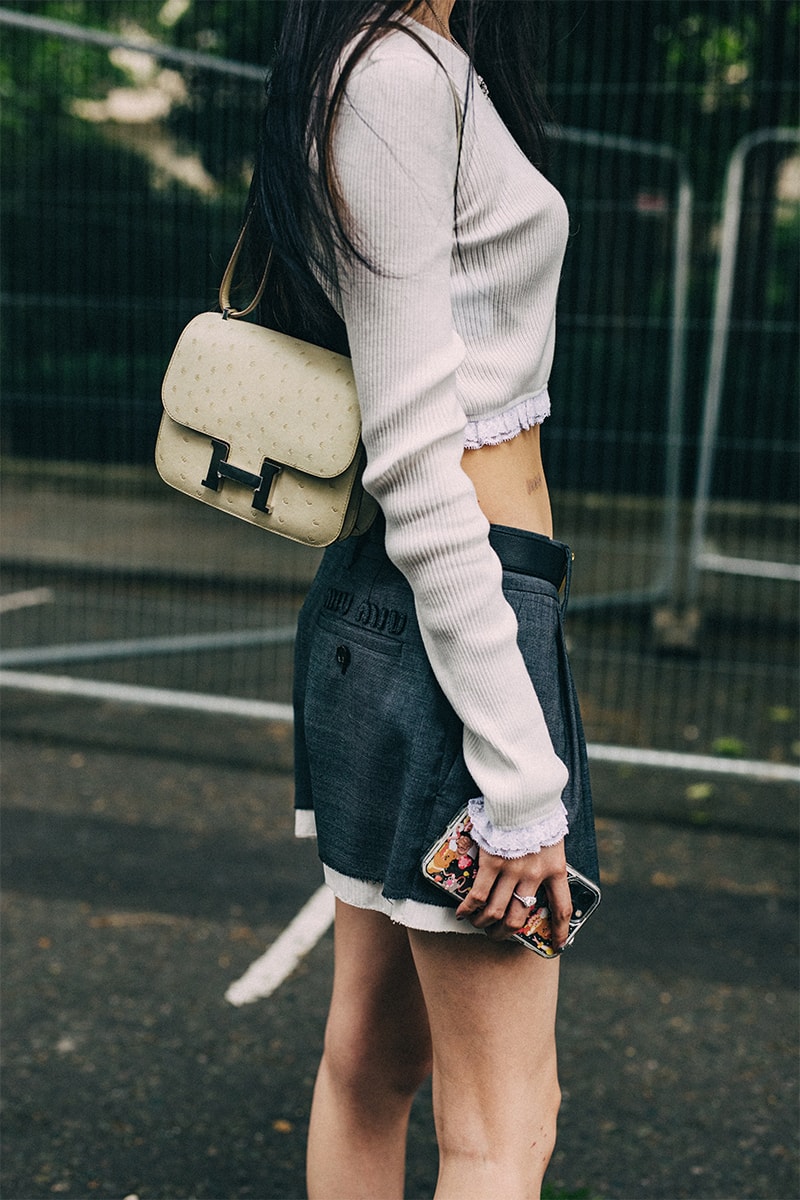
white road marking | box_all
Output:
[0,670,293,722]
[0,624,296,667]
[696,551,800,582]
[0,587,54,614]
[225,885,335,1006]
[586,742,800,783]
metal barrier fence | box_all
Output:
[687,126,800,600]
[0,2,798,785]
[547,124,693,614]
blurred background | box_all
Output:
[0,3,798,1199]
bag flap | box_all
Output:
[161,311,362,478]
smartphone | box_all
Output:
[420,806,601,958]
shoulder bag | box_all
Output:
[155,223,378,547]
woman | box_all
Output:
[249,2,599,1196]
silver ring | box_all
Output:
[513,891,539,907]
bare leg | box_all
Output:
[408,929,562,1200]
[306,899,433,1200]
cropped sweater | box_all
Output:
[320,20,571,855]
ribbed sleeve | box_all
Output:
[325,33,570,835]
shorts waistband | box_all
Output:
[355,516,572,599]
[488,525,571,590]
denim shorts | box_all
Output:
[293,519,599,931]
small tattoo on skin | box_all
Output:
[526,474,543,495]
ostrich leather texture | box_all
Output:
[156,311,377,547]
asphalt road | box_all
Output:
[1,689,797,1200]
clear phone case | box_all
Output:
[421,807,601,957]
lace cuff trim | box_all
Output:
[463,388,551,450]
[467,796,568,859]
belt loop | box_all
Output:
[561,546,574,616]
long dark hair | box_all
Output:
[245,0,552,352]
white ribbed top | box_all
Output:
[322,21,571,846]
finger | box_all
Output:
[484,892,535,939]
[544,875,573,949]
[455,858,500,919]
[468,877,518,930]
[455,853,521,926]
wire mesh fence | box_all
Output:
[1,0,798,781]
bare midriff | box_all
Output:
[461,424,553,538]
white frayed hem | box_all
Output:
[323,866,482,934]
[295,809,318,838]
[295,813,478,933]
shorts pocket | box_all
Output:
[316,609,404,659]
[300,608,422,878]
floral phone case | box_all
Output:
[421,807,601,957]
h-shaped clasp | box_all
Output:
[201,438,281,513]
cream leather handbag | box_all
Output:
[155,224,377,548]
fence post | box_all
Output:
[686,127,800,606]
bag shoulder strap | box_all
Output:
[218,217,271,320]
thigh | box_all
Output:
[324,901,432,1092]
[407,930,561,1149]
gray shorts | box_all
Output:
[293,518,599,921]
